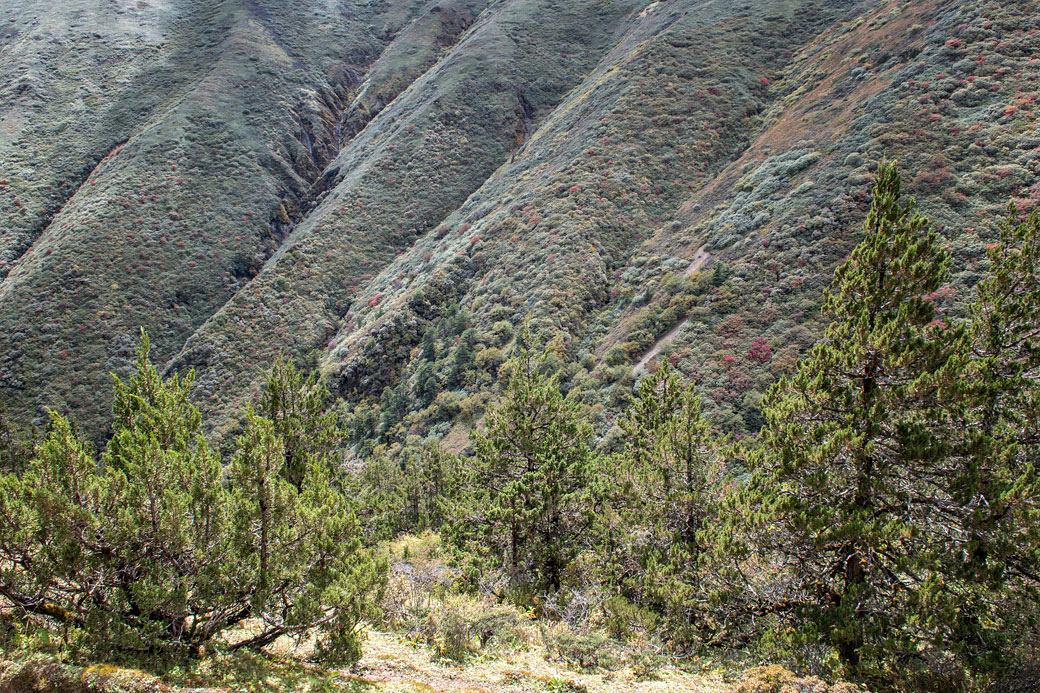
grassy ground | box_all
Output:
[1,633,862,693]
[347,627,727,692]
[0,533,860,692]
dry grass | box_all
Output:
[252,533,731,692]
[346,627,729,693]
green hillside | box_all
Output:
[4,0,1036,450]
[1,0,1039,689]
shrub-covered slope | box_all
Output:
[166,0,653,441]
[322,0,1040,449]
[0,0,477,436]
[1,0,1037,445]
[598,0,1040,431]
[317,0,866,449]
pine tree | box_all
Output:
[750,161,965,677]
[449,327,479,387]
[953,204,1040,657]
[0,334,230,653]
[227,408,385,662]
[599,363,723,644]
[359,439,462,540]
[256,354,342,489]
[0,333,384,663]
[450,347,594,594]
[414,361,440,406]
[405,441,461,531]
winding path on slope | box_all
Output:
[633,246,711,373]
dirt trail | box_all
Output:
[681,247,711,279]
[633,247,710,373]
[349,630,724,692]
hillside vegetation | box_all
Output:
[1,0,1035,448]
[2,0,1040,690]
[3,164,1040,690]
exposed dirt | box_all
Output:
[632,247,711,373]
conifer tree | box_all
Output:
[0,334,384,663]
[227,408,385,661]
[600,363,723,643]
[954,205,1040,654]
[450,347,594,594]
[256,354,342,489]
[0,334,230,653]
[359,439,462,540]
[750,161,965,677]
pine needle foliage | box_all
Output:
[954,204,1040,662]
[448,344,595,596]
[255,355,343,489]
[0,333,384,663]
[359,440,463,541]
[749,161,969,678]
[598,362,725,645]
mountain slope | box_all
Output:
[1,0,1037,446]
[168,0,653,440]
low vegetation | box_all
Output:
[0,340,385,665]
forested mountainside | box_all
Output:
[1,0,1038,451]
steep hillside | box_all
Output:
[0,0,404,434]
[1,0,1038,447]
[168,0,654,441]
